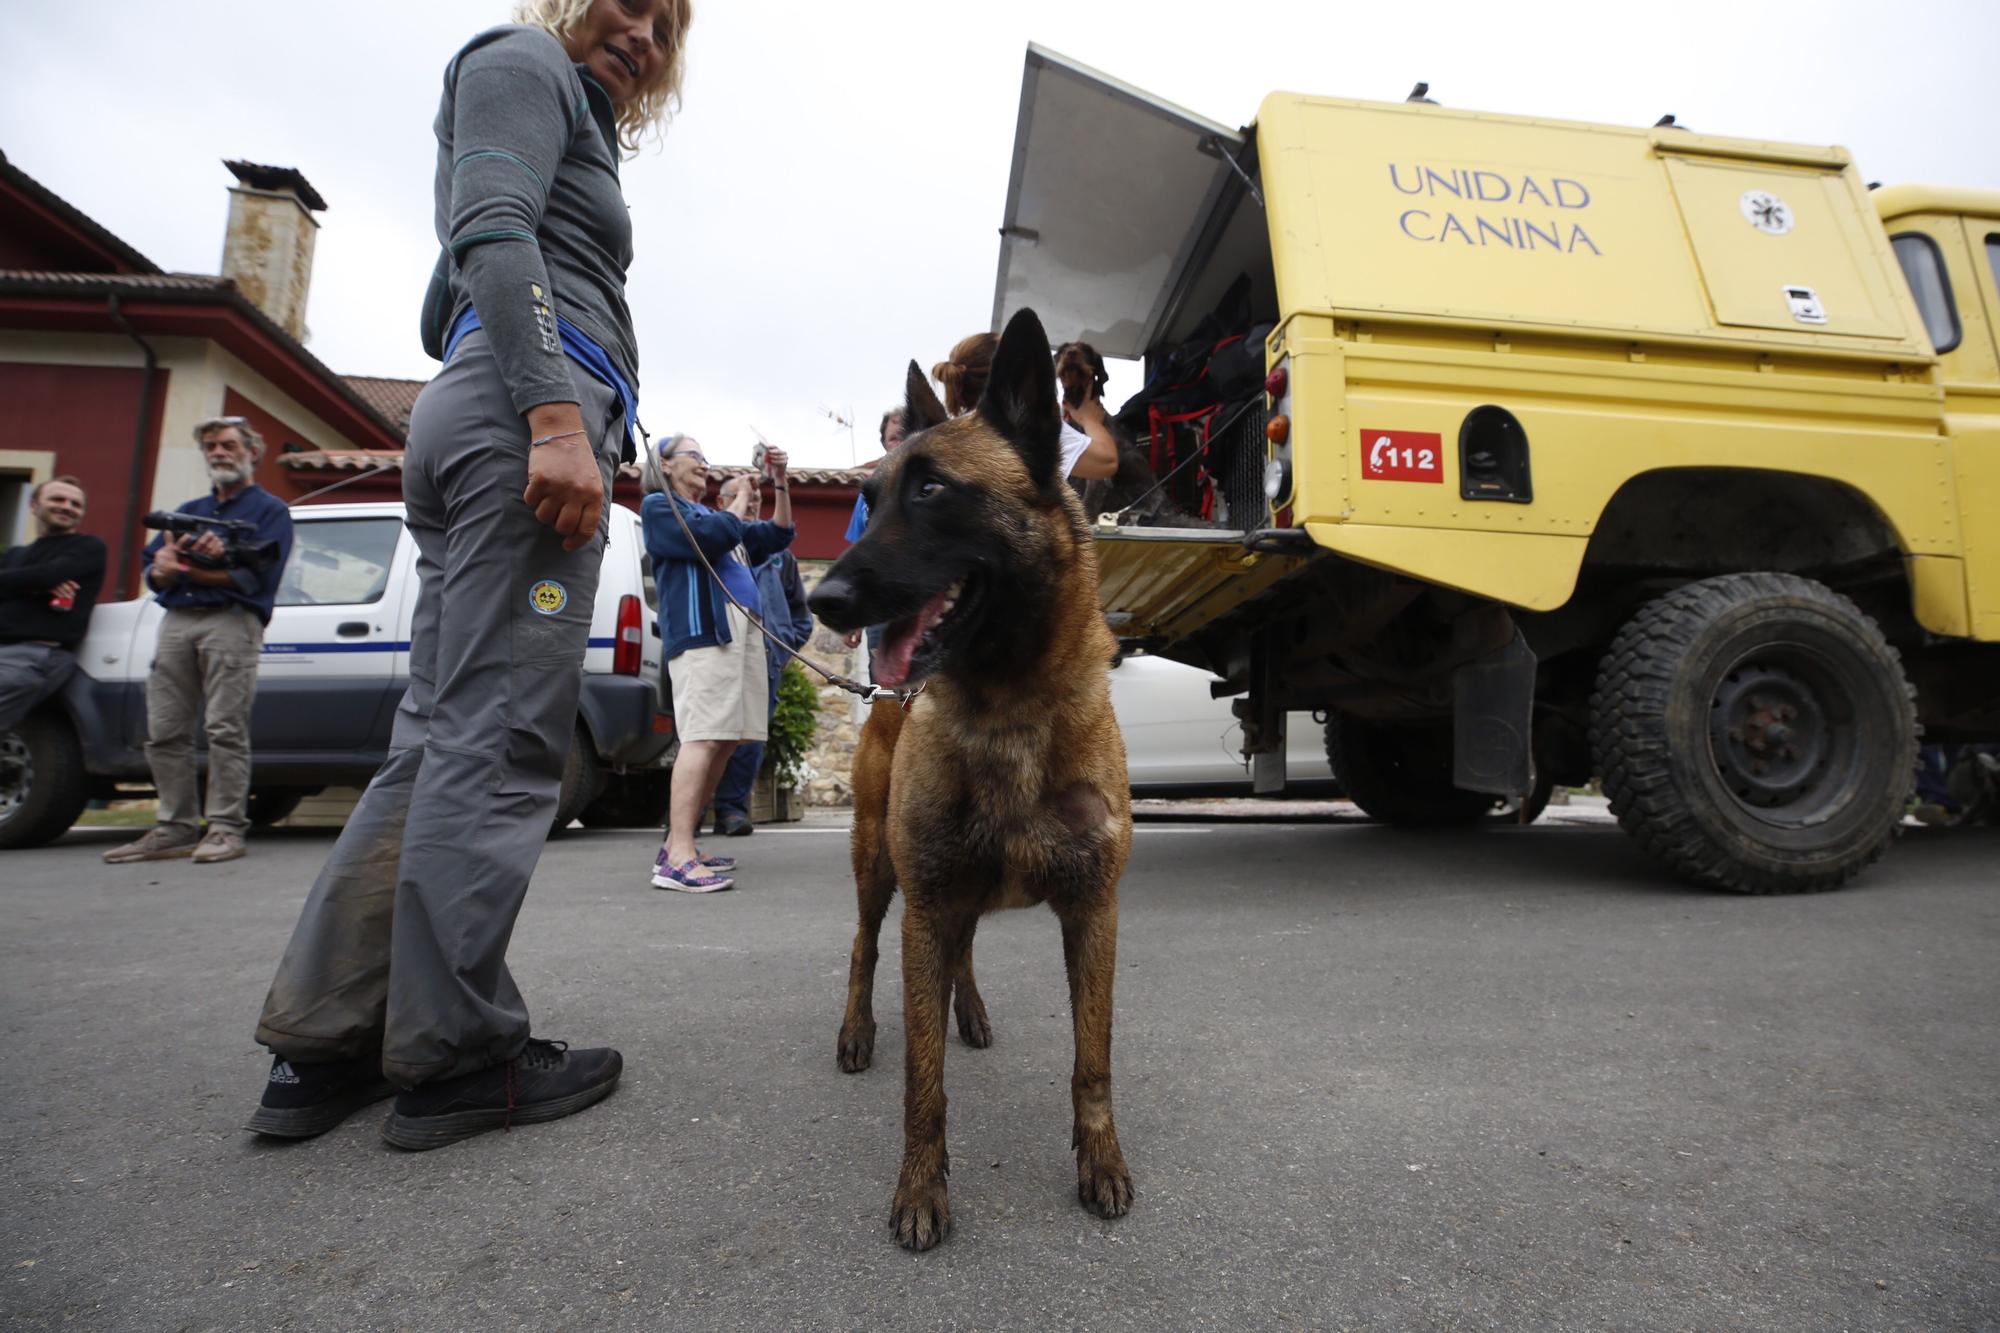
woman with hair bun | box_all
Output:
[932,331,1118,479]
[250,0,692,1151]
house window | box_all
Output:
[277,517,402,607]
[1891,233,1961,354]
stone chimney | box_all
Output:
[219,159,327,343]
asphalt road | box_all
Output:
[3,808,1996,1331]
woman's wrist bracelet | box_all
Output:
[529,428,589,448]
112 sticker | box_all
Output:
[1361,429,1444,483]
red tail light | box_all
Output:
[614,593,643,676]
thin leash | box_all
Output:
[660,486,923,709]
[293,461,399,504]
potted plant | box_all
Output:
[753,662,818,823]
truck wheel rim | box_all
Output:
[1705,649,1851,825]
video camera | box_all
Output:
[143,510,282,595]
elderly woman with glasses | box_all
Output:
[639,433,795,891]
[251,0,692,1152]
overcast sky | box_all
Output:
[9,0,1997,470]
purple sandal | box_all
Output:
[652,857,734,893]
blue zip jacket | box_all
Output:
[752,549,815,688]
[141,484,295,625]
[641,491,795,662]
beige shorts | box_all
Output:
[668,606,770,742]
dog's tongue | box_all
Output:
[873,588,955,689]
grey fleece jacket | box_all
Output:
[419,24,640,416]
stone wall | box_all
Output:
[794,559,867,807]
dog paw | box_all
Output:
[837,1020,875,1073]
[890,1177,952,1252]
[954,995,993,1050]
[1076,1146,1134,1219]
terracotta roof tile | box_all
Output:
[341,376,426,433]
[0,269,227,291]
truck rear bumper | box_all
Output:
[580,675,673,768]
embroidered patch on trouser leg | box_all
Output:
[529,580,568,615]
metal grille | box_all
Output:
[1211,397,1270,531]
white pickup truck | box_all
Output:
[0,500,673,848]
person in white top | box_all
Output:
[932,331,1118,481]
[841,332,1120,673]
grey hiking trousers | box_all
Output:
[256,330,620,1087]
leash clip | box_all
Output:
[866,683,926,710]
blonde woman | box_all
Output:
[250,0,691,1150]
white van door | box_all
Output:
[254,511,410,755]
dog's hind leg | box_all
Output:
[1059,899,1134,1219]
[951,929,993,1050]
[838,841,895,1073]
[891,899,968,1251]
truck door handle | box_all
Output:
[336,622,370,638]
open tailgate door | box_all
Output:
[992,45,1244,359]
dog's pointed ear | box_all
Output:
[903,360,946,435]
[978,307,1061,491]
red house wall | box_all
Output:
[222,387,326,500]
[0,360,169,598]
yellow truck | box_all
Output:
[994,46,2000,892]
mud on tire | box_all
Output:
[1591,572,1916,894]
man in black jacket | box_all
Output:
[0,476,106,734]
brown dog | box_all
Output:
[809,308,1136,1251]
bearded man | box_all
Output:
[104,417,294,866]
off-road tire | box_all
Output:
[0,713,92,850]
[1591,572,1916,894]
[551,722,605,837]
[1325,714,1494,827]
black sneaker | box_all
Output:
[244,1054,395,1139]
[380,1039,622,1151]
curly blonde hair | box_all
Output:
[513,0,692,154]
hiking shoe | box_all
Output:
[191,828,247,864]
[102,825,200,864]
[652,857,734,893]
[715,811,755,837]
[380,1039,622,1151]
[245,1054,394,1139]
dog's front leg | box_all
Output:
[891,896,962,1250]
[1060,898,1133,1218]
